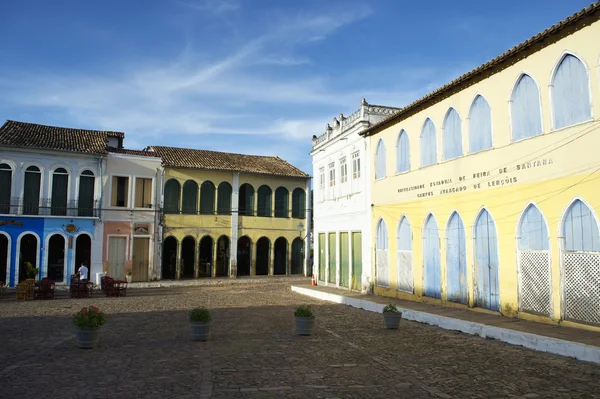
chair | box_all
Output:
[0,282,6,296]
[70,275,81,298]
[16,283,28,300]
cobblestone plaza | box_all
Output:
[1,283,599,398]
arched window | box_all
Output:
[51,168,69,216]
[396,216,413,293]
[78,170,95,217]
[375,139,386,179]
[274,187,289,218]
[217,182,232,215]
[562,199,600,324]
[511,74,542,141]
[23,166,41,215]
[163,179,181,214]
[396,130,410,173]
[0,163,12,214]
[420,118,437,167]
[563,199,599,252]
[422,214,441,298]
[517,204,552,316]
[446,212,467,304]
[239,183,255,216]
[375,218,389,287]
[257,185,272,217]
[443,108,462,160]
[469,95,492,153]
[552,54,592,129]
[199,181,215,214]
[291,188,306,219]
[182,180,198,214]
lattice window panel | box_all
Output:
[563,252,600,325]
[397,250,413,293]
[376,250,390,288]
[518,250,552,316]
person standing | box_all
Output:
[76,262,89,282]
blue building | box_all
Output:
[0,120,123,286]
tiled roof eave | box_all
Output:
[0,143,107,156]
[163,164,310,179]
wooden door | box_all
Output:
[318,233,325,281]
[108,237,126,280]
[351,232,362,291]
[339,232,349,287]
[132,238,150,282]
[328,233,336,284]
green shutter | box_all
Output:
[182,181,198,214]
[275,187,289,218]
[351,232,362,291]
[257,186,271,217]
[164,179,180,214]
[23,171,41,215]
[78,175,95,216]
[340,232,349,287]
[328,233,337,284]
[51,173,68,215]
[318,233,326,281]
[217,183,232,215]
[0,169,12,214]
[291,238,304,274]
[200,181,215,214]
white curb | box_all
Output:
[291,285,600,364]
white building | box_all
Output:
[310,99,399,292]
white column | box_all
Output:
[363,139,373,293]
[229,172,239,278]
[304,179,312,277]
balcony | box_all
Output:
[0,198,100,218]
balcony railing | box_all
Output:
[0,198,100,217]
[162,208,306,219]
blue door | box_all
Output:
[446,212,467,304]
[474,210,500,311]
[423,214,441,298]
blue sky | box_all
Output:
[0,0,593,173]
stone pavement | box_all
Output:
[1,283,599,398]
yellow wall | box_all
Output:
[368,19,600,330]
[162,167,308,276]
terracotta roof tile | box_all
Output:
[0,120,124,154]
[147,146,309,179]
[361,2,600,137]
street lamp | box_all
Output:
[297,221,306,240]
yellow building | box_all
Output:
[362,4,600,330]
[147,146,311,279]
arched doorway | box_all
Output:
[518,204,551,316]
[47,234,66,282]
[75,234,92,278]
[291,238,304,275]
[162,237,178,280]
[562,199,600,324]
[376,219,389,288]
[397,216,413,293]
[0,234,8,284]
[423,214,441,299]
[274,237,287,275]
[19,234,38,282]
[474,209,500,311]
[216,236,230,277]
[446,212,467,304]
[237,236,251,276]
[256,237,270,275]
[181,236,196,279]
[198,236,213,277]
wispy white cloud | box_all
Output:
[175,0,240,14]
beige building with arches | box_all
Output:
[147,146,311,280]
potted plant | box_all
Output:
[189,307,212,341]
[125,268,132,283]
[294,305,315,335]
[382,304,402,329]
[25,261,39,280]
[73,306,106,349]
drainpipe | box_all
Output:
[155,167,165,280]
